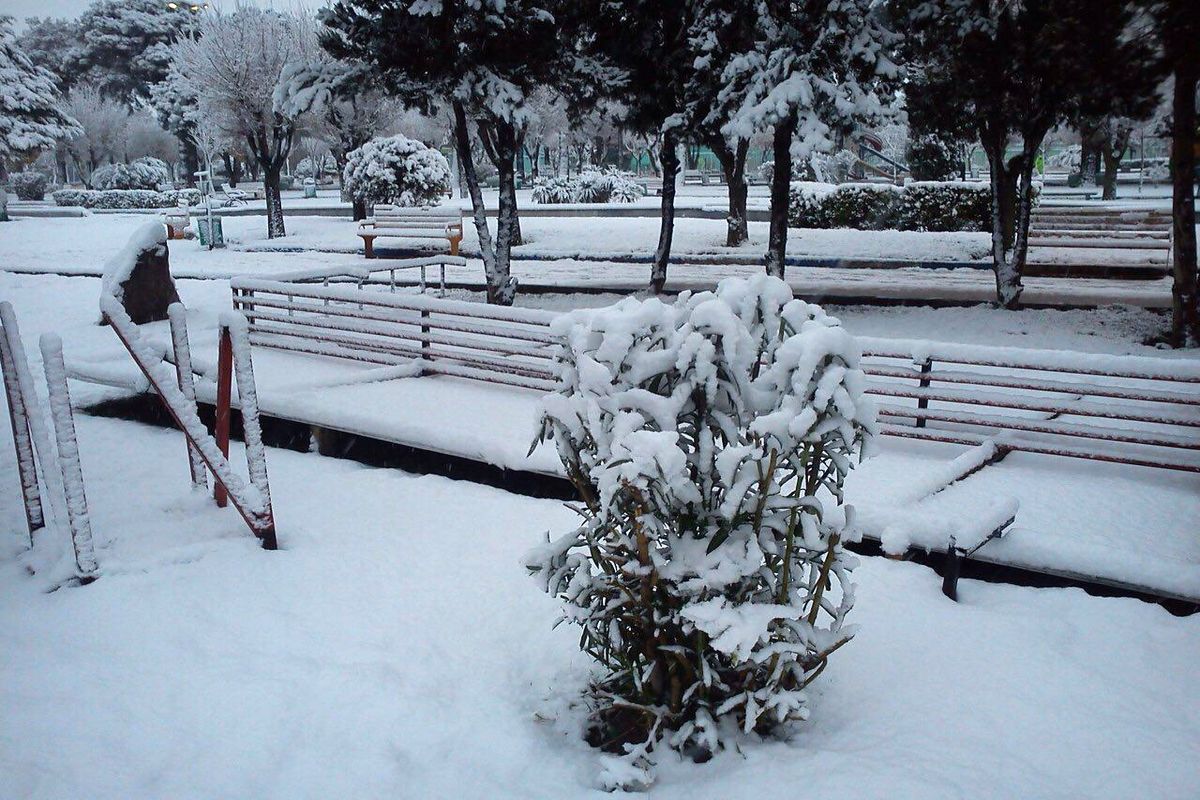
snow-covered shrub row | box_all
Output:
[342,135,452,208]
[11,171,48,201]
[531,168,646,204]
[895,182,993,232]
[90,157,172,191]
[52,188,201,209]
[756,160,774,183]
[788,180,992,232]
[529,274,875,789]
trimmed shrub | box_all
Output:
[91,157,172,191]
[895,182,991,231]
[756,160,774,183]
[52,188,201,209]
[788,180,994,232]
[821,183,898,228]
[343,134,452,207]
[531,168,645,204]
[11,171,49,201]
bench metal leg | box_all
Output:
[363,236,375,259]
[440,263,446,296]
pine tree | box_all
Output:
[0,18,81,218]
[66,0,191,105]
[321,0,572,305]
[723,0,899,279]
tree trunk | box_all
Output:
[180,138,199,187]
[651,131,681,294]
[710,136,750,247]
[1099,128,1130,202]
[55,145,69,185]
[1169,60,1199,346]
[264,163,285,239]
[507,137,523,246]
[489,121,520,305]
[452,102,511,305]
[766,111,797,278]
[983,137,1024,309]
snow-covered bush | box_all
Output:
[820,183,898,228]
[90,157,172,190]
[531,168,646,204]
[530,175,576,204]
[788,181,992,232]
[11,171,48,201]
[342,135,452,208]
[52,188,200,209]
[529,275,876,789]
[757,160,774,183]
[895,182,992,232]
[786,181,839,227]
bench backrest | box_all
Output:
[228,286,1200,472]
[230,277,556,392]
[857,337,1200,472]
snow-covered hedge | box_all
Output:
[90,157,172,191]
[52,188,201,209]
[342,135,452,208]
[788,180,992,232]
[531,168,645,204]
[11,171,48,201]
[529,275,875,789]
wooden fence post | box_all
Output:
[168,304,207,489]
[214,326,233,508]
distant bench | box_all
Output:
[358,206,464,259]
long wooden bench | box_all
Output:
[358,206,464,259]
[228,283,1200,474]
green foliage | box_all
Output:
[788,181,993,232]
[52,188,199,209]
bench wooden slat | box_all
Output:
[876,403,1200,450]
[865,363,1200,406]
[866,382,1200,427]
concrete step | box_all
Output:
[1028,238,1169,250]
[1030,227,1170,240]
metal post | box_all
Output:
[168,303,207,489]
[214,327,233,508]
[915,358,933,428]
[421,309,431,362]
[39,334,98,584]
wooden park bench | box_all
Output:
[357,206,464,259]
[220,287,1200,598]
[856,337,1200,474]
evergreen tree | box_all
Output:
[897,0,1159,309]
[0,17,81,214]
[571,0,696,293]
[321,0,573,305]
[67,0,192,104]
[723,0,898,279]
[275,57,402,221]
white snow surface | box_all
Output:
[0,215,1198,796]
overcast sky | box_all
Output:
[1,0,316,28]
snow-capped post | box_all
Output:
[168,303,206,490]
[100,295,277,549]
[0,316,44,542]
[214,328,233,510]
[221,311,276,550]
[528,275,876,789]
[0,302,68,537]
[39,334,98,585]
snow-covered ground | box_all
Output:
[1,217,1198,798]
[0,213,1177,309]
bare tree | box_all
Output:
[170,8,315,238]
[62,83,129,185]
